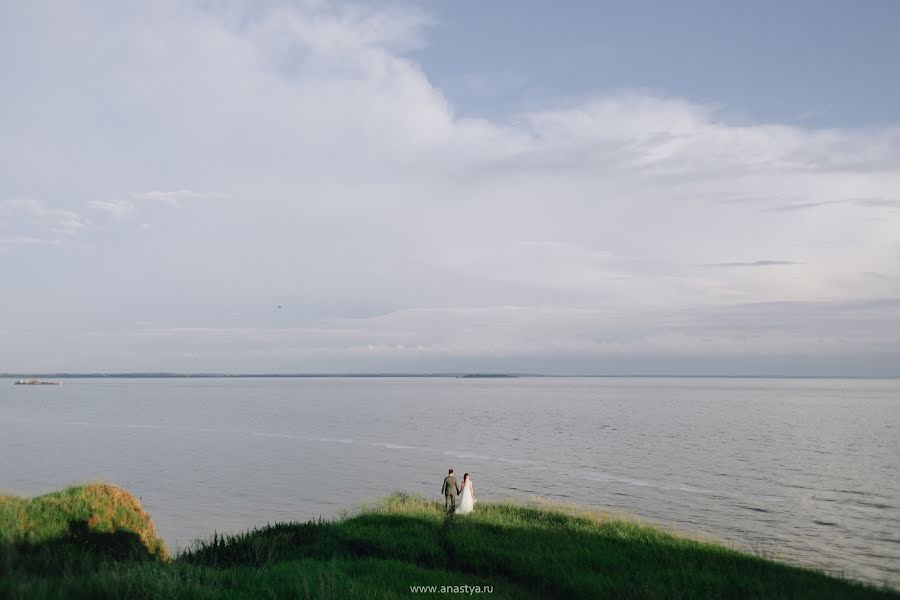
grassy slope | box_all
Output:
[0,483,167,561]
[1,486,897,599]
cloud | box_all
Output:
[116,295,900,364]
[0,235,63,246]
[0,198,91,248]
[766,197,900,212]
[87,199,136,218]
[708,261,801,268]
[132,190,217,206]
[0,2,898,372]
[0,198,86,224]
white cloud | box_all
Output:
[0,235,63,246]
[132,190,217,206]
[0,198,84,222]
[87,199,136,218]
[0,1,898,372]
[0,198,91,246]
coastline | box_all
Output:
[1,483,896,599]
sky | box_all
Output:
[1,1,899,376]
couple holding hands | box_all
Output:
[441,468,475,515]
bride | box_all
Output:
[455,473,476,515]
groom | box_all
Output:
[441,468,460,511]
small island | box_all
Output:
[1,483,894,598]
[13,379,62,385]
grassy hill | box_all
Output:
[0,484,896,599]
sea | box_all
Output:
[1,377,897,588]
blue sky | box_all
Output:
[1,1,899,375]
[416,0,900,127]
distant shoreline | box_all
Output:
[2,373,898,380]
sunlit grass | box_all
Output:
[0,482,167,560]
[1,487,896,599]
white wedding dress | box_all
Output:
[455,479,475,515]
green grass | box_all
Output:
[1,486,897,599]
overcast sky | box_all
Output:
[2,1,899,375]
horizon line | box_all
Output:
[2,372,898,380]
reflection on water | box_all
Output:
[1,377,898,587]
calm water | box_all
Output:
[1,377,898,587]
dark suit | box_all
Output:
[442,475,459,510]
